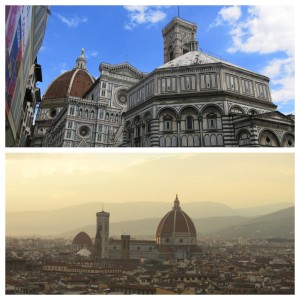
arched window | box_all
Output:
[135,122,141,137]
[106,113,109,121]
[183,44,189,55]
[282,134,294,147]
[99,109,104,119]
[163,116,172,131]
[207,113,217,129]
[69,107,75,115]
[169,51,174,61]
[85,109,88,119]
[146,120,151,134]
[186,116,193,130]
[230,106,244,115]
[204,134,210,146]
[91,110,94,119]
[79,109,82,118]
[115,114,119,122]
[111,113,114,121]
[259,130,280,147]
[248,109,258,115]
[126,127,132,140]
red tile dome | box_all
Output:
[43,68,95,100]
[43,49,95,100]
[72,231,93,245]
[156,195,197,246]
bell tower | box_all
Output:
[95,210,110,260]
[162,17,199,63]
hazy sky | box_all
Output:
[6,152,294,212]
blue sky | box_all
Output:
[36,5,295,114]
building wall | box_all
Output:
[34,63,145,147]
[123,63,294,147]
[109,239,158,260]
[6,6,49,146]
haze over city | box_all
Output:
[6,152,294,213]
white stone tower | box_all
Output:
[162,17,199,63]
[95,210,110,259]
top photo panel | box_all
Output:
[5,5,295,147]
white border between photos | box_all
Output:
[1,1,299,300]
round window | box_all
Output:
[50,109,57,118]
[78,125,90,137]
[117,91,127,105]
[119,95,126,104]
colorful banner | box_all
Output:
[5,5,32,112]
[6,6,21,56]
[6,16,22,111]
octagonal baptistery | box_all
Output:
[156,195,201,260]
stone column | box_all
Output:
[177,120,181,147]
[151,119,160,147]
[199,117,204,147]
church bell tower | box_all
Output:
[95,210,110,260]
[162,17,199,63]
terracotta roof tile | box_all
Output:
[43,69,94,100]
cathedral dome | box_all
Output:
[43,49,95,100]
[72,231,93,246]
[156,195,197,245]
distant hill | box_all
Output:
[56,207,294,240]
[59,218,161,240]
[234,203,295,217]
[58,215,251,240]
[213,206,295,239]
[6,201,293,237]
[194,216,251,236]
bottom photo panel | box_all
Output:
[5,152,295,295]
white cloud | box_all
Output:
[212,6,294,110]
[55,13,88,28]
[124,6,166,30]
[261,57,294,79]
[259,50,294,107]
[213,5,241,26]
[90,51,98,57]
[224,6,294,55]
[86,50,98,59]
[270,75,295,106]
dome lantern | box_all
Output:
[75,48,87,70]
[173,194,181,210]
